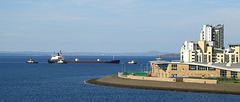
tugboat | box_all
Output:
[48,51,65,63]
[26,58,38,64]
[126,60,137,64]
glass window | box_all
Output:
[231,71,238,78]
[220,70,227,77]
[158,64,168,70]
[172,64,177,70]
[208,67,216,70]
[189,65,197,70]
[171,74,177,77]
[198,66,207,70]
[237,56,239,62]
[208,56,211,62]
[165,74,167,77]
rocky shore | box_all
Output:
[86,75,240,95]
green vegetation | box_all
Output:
[219,80,240,85]
[216,77,237,81]
[187,77,215,80]
[188,77,240,82]
[123,72,148,76]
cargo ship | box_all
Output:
[48,51,65,63]
[48,51,120,64]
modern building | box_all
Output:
[180,24,239,64]
[200,24,224,49]
[150,61,240,80]
[150,24,240,80]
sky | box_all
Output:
[0,0,240,53]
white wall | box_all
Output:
[202,25,212,42]
[184,41,194,51]
[182,50,190,62]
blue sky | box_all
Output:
[0,0,240,53]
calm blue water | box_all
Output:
[0,56,239,102]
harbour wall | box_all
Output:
[118,72,217,84]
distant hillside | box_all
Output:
[155,53,180,58]
[0,51,52,56]
[0,51,168,56]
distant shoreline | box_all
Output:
[0,51,169,56]
[155,53,180,58]
[86,75,240,95]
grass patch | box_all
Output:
[123,72,148,76]
[218,80,240,85]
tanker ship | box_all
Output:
[48,51,120,64]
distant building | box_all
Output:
[149,24,240,80]
[180,24,240,64]
[200,24,224,49]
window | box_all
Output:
[171,74,177,77]
[231,71,238,78]
[237,56,239,62]
[172,64,177,70]
[189,65,197,70]
[198,66,207,70]
[208,56,211,62]
[208,67,216,70]
[220,70,227,77]
[165,74,167,77]
[162,73,163,77]
[158,64,168,70]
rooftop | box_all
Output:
[228,44,240,46]
[150,60,240,72]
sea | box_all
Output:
[0,56,239,102]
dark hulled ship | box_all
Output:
[48,51,120,64]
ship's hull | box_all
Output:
[26,62,38,64]
[48,60,120,64]
[126,62,137,64]
[48,60,59,63]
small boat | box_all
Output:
[126,60,137,64]
[26,59,38,64]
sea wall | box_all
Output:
[118,72,176,82]
[118,72,218,84]
[183,78,218,84]
[86,75,240,95]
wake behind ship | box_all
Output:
[48,51,120,64]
